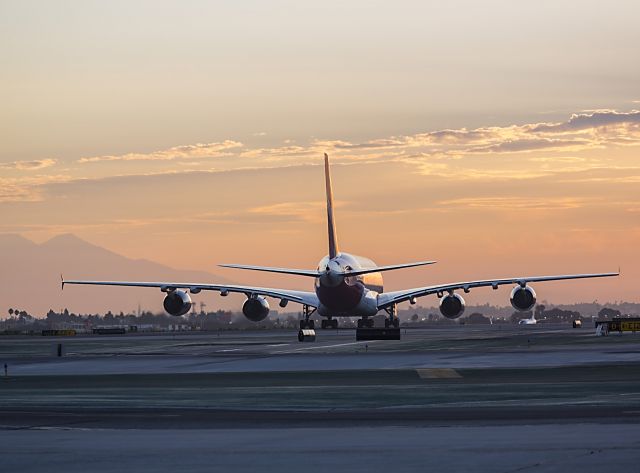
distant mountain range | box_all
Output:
[0,234,237,317]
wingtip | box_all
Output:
[60,274,65,291]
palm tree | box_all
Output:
[8,308,14,316]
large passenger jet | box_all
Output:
[63,154,618,341]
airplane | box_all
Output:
[62,153,618,341]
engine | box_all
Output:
[510,285,537,312]
[242,296,270,322]
[163,290,192,316]
[439,293,465,319]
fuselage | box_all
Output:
[315,252,382,317]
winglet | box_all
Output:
[61,274,65,291]
[324,153,340,259]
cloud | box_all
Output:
[0,174,74,203]
[71,109,640,169]
[530,156,586,163]
[438,197,586,211]
[248,201,335,223]
[314,109,640,157]
[78,141,243,163]
[0,159,57,170]
[329,139,406,150]
[6,108,640,205]
[467,138,590,154]
[530,110,640,133]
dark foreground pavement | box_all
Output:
[1,328,639,471]
[1,423,639,473]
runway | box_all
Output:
[1,326,639,472]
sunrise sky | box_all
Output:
[1,1,638,305]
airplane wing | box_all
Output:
[218,261,436,277]
[217,264,321,277]
[376,272,618,309]
[62,279,320,307]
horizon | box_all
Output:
[0,232,635,318]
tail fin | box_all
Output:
[324,153,340,259]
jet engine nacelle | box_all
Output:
[242,296,270,322]
[439,293,465,319]
[163,290,192,316]
[510,285,537,312]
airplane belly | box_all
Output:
[316,281,364,313]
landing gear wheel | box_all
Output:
[298,329,316,342]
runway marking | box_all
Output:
[273,340,378,353]
[216,348,243,352]
[416,368,462,379]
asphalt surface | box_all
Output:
[1,326,639,472]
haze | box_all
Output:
[1,0,638,308]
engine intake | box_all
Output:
[440,293,465,319]
[242,296,270,322]
[163,290,192,316]
[510,285,537,312]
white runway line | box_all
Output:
[216,348,243,353]
[273,340,379,354]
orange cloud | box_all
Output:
[0,159,57,170]
[78,141,243,163]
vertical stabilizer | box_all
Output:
[324,153,340,259]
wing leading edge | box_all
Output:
[62,279,319,307]
[376,272,619,309]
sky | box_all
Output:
[1,0,639,306]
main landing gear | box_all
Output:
[355,305,401,341]
[357,318,374,329]
[298,305,317,342]
[297,305,402,342]
[321,318,339,330]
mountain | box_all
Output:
[0,234,238,317]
